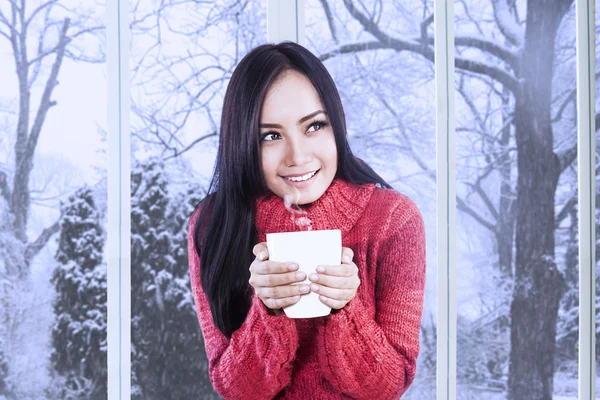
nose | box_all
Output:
[285,135,312,167]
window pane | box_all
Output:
[454,0,579,398]
[0,1,107,398]
[305,1,437,398]
[129,1,266,398]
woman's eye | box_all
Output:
[307,120,329,133]
[260,132,281,142]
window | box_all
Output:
[0,1,594,399]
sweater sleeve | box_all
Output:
[187,209,299,400]
[316,202,426,399]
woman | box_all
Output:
[188,41,426,399]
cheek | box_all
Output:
[260,149,278,177]
[322,133,338,166]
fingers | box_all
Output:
[252,242,269,260]
[313,263,357,277]
[309,283,354,302]
[256,283,311,299]
[250,260,300,275]
[317,295,347,310]
[341,247,354,264]
[249,269,305,287]
[309,272,359,290]
[262,295,302,310]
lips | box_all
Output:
[281,169,320,182]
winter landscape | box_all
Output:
[0,0,599,399]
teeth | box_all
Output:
[285,170,317,182]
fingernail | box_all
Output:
[309,274,318,282]
[288,263,299,271]
[311,284,320,292]
[316,266,325,273]
[343,255,351,263]
[296,271,306,280]
[299,285,310,293]
[259,251,266,260]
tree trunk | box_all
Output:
[496,87,515,281]
[507,0,569,398]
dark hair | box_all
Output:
[191,41,391,338]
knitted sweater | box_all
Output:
[188,178,426,400]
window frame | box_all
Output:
[105,0,596,398]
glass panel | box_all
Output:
[0,0,107,398]
[305,1,437,398]
[454,0,579,398]
[129,1,266,398]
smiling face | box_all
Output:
[259,70,338,205]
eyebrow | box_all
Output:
[259,110,327,129]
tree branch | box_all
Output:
[24,219,60,264]
[457,196,497,232]
[319,40,392,62]
[349,47,498,235]
[163,132,217,161]
[552,88,576,123]
[467,181,499,221]
[555,197,576,227]
[341,0,521,94]
[25,0,58,29]
[453,36,520,72]
[420,14,433,44]
[318,0,338,43]
[25,18,70,163]
[491,0,524,47]
[557,145,577,173]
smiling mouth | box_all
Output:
[282,169,320,182]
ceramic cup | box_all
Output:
[266,229,342,318]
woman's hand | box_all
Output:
[249,242,310,315]
[309,247,360,310]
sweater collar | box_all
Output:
[254,178,376,237]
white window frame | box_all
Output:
[107,0,131,399]
[434,0,457,398]
[577,0,596,398]
[105,0,596,398]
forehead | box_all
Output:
[260,71,325,122]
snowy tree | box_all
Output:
[131,157,216,399]
[0,1,105,396]
[0,0,104,273]
[49,186,107,399]
[162,182,216,398]
[128,3,265,396]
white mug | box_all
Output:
[266,229,342,318]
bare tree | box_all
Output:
[0,0,103,275]
[129,0,264,162]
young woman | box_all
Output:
[188,41,426,399]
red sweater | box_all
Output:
[188,178,426,399]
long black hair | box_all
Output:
[191,41,391,338]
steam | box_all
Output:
[283,187,313,231]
